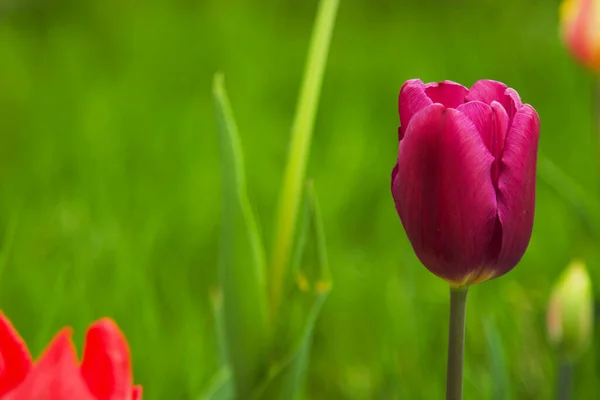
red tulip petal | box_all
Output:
[132,385,142,400]
[424,80,469,108]
[562,0,600,71]
[392,104,497,283]
[3,329,95,400]
[0,313,32,396]
[496,105,540,275]
[398,79,432,130]
[81,318,134,400]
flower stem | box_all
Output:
[446,286,469,400]
[557,361,572,400]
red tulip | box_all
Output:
[391,79,540,286]
[0,312,142,400]
[560,0,600,73]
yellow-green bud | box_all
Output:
[546,260,594,362]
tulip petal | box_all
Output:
[424,80,469,108]
[466,80,522,119]
[562,0,599,70]
[393,104,497,283]
[458,101,510,165]
[586,0,600,71]
[490,101,511,187]
[3,329,95,400]
[132,385,142,400]
[496,105,540,275]
[466,80,508,105]
[398,79,432,131]
[81,318,135,400]
[504,88,522,119]
[490,101,510,155]
[391,163,398,191]
[457,101,494,151]
[0,313,32,396]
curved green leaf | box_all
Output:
[252,182,332,400]
[270,0,340,315]
[213,73,270,396]
[200,367,235,400]
[484,318,509,400]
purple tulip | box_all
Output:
[391,79,540,286]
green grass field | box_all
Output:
[0,0,599,398]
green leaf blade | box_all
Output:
[213,73,270,396]
[270,0,340,314]
[199,367,236,400]
[253,183,332,400]
[484,318,510,400]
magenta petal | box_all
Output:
[391,163,399,191]
[466,80,523,120]
[398,79,433,129]
[504,88,522,118]
[425,81,469,108]
[457,101,494,151]
[466,80,508,106]
[398,125,409,141]
[490,101,510,161]
[392,104,497,283]
[495,105,540,275]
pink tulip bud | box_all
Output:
[391,79,540,286]
[560,0,600,73]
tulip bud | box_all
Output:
[547,260,594,362]
[560,0,600,73]
[391,79,540,286]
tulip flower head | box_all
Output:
[0,312,142,400]
[560,0,600,73]
[547,260,594,362]
[391,79,540,286]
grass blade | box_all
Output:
[200,367,235,400]
[270,0,340,314]
[253,182,332,400]
[484,318,510,400]
[213,73,270,396]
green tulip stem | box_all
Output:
[446,286,469,400]
[557,361,573,400]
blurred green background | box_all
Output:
[0,0,599,398]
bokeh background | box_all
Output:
[0,0,599,398]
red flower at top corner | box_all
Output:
[0,312,142,400]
